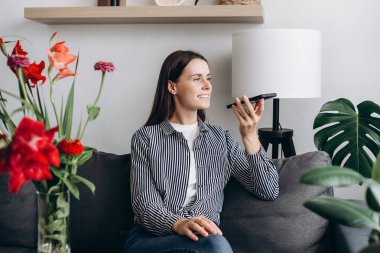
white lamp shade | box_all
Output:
[232,29,321,98]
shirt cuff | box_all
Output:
[245,146,271,164]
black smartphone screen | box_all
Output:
[226,93,277,109]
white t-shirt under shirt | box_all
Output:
[170,122,200,207]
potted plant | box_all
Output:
[300,98,380,253]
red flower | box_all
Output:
[58,139,84,156]
[55,67,76,80]
[0,38,6,56]
[24,61,46,86]
[3,117,60,192]
[7,40,46,85]
[94,61,115,72]
[50,41,69,53]
[12,41,28,56]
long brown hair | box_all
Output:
[144,50,208,126]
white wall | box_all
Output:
[1,0,379,199]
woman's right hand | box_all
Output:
[172,216,223,241]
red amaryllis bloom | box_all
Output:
[58,139,84,156]
[7,55,30,68]
[24,61,46,86]
[12,41,28,56]
[94,61,115,72]
[4,117,60,192]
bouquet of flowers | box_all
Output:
[0,32,114,253]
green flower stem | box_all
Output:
[16,67,30,116]
[79,72,106,140]
[49,81,61,136]
[93,72,106,107]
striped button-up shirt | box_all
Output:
[130,119,279,235]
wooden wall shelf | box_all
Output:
[24,5,264,24]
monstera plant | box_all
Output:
[301,98,380,253]
[313,98,380,177]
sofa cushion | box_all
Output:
[220,151,334,253]
[71,151,133,253]
[0,174,37,252]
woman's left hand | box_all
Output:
[231,95,264,154]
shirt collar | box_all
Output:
[160,117,209,135]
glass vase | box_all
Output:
[37,190,71,253]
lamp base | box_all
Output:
[258,128,296,159]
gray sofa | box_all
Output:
[0,150,370,253]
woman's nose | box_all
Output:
[202,79,212,89]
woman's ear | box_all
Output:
[168,81,177,95]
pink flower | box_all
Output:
[7,55,30,68]
[94,61,115,72]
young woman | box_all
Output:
[123,50,279,253]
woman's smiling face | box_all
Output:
[169,58,212,113]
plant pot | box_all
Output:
[37,190,70,253]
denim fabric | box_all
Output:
[123,226,234,253]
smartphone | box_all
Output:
[226,93,277,109]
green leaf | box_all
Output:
[45,219,64,233]
[366,184,380,212]
[43,103,50,129]
[70,174,95,194]
[45,233,67,243]
[56,193,69,217]
[75,118,82,139]
[76,148,93,167]
[87,105,100,121]
[47,185,61,195]
[51,166,65,179]
[0,102,16,134]
[313,99,380,177]
[62,179,80,200]
[62,82,75,138]
[372,153,380,183]
[304,197,380,230]
[0,89,44,119]
[360,244,380,253]
[300,166,365,186]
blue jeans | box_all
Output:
[123,225,234,253]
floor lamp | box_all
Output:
[232,29,321,159]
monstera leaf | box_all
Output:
[313,98,380,178]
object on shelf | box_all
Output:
[98,0,126,6]
[98,0,110,6]
[220,0,260,5]
[155,0,184,6]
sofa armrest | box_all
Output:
[333,222,371,253]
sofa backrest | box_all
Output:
[220,151,333,253]
[0,150,333,253]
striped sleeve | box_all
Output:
[130,130,184,235]
[226,130,279,200]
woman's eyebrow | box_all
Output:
[190,73,212,77]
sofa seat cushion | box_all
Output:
[220,151,333,253]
